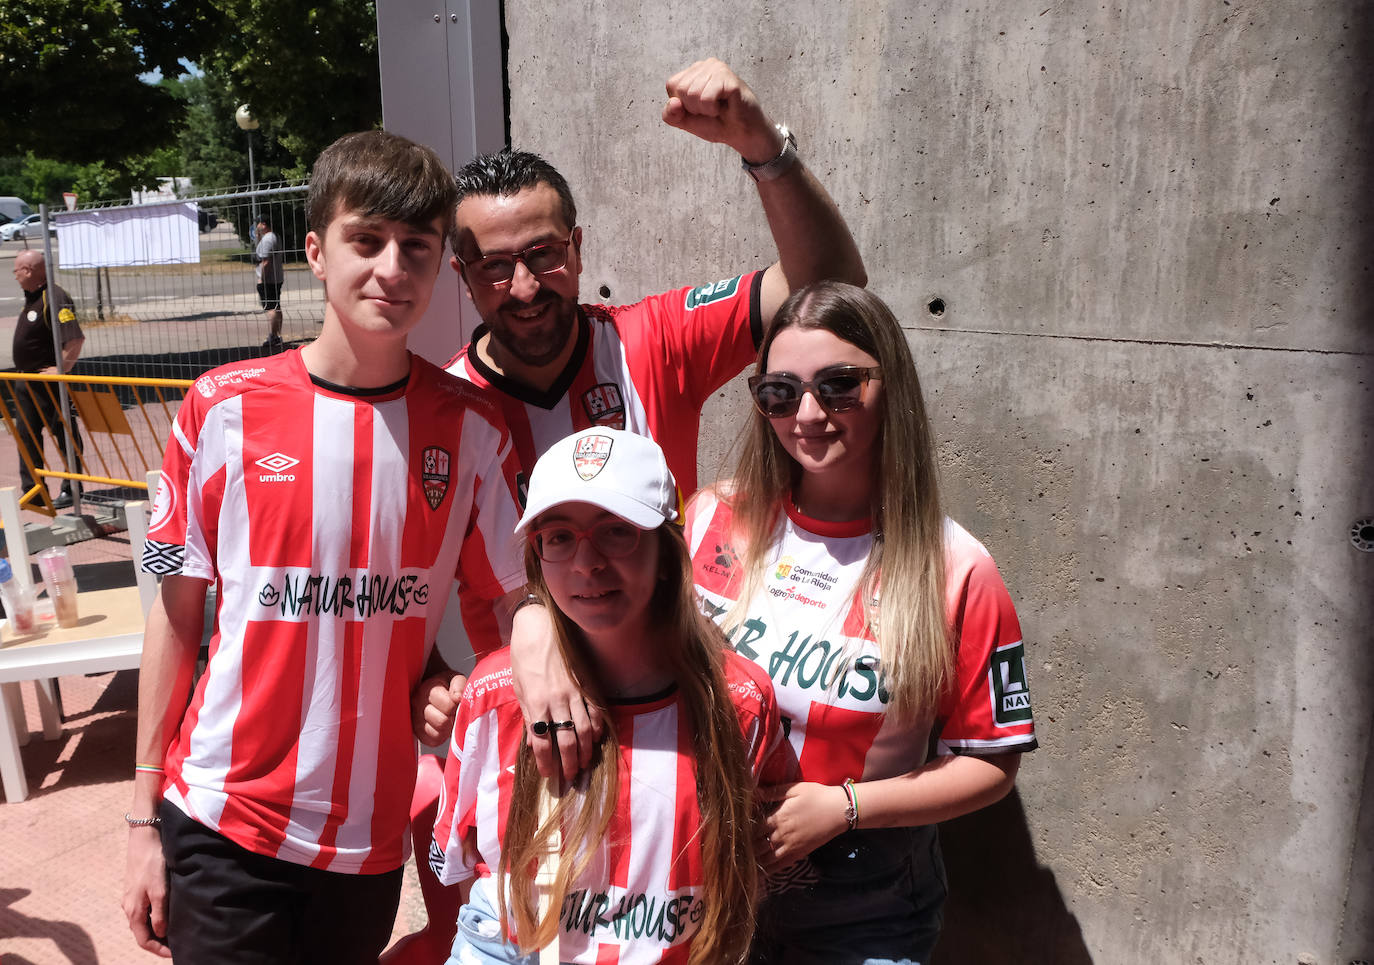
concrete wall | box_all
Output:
[496,1,1373,961]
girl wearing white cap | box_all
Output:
[684,281,1039,964]
[430,427,795,965]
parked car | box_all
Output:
[2,214,53,242]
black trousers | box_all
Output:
[10,379,82,495]
[159,802,403,965]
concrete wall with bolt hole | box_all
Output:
[494,1,1373,961]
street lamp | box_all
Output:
[235,104,259,222]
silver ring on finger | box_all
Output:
[531,720,555,738]
[550,719,576,731]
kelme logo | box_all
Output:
[684,275,741,311]
[989,641,1033,725]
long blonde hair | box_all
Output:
[497,523,759,965]
[722,281,952,719]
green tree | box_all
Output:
[0,0,220,164]
[197,0,381,177]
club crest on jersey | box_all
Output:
[581,382,625,429]
[989,640,1033,725]
[422,446,451,510]
[573,434,613,480]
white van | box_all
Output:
[0,197,35,225]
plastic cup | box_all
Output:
[36,546,79,628]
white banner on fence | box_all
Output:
[57,202,201,268]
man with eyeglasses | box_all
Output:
[443,57,866,684]
[380,59,864,963]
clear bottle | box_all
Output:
[0,557,38,634]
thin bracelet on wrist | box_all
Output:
[842,778,860,831]
[124,812,163,828]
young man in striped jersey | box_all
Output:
[444,58,867,778]
[121,131,531,963]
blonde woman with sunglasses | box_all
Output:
[685,281,1038,964]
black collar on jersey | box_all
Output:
[309,370,410,397]
[466,306,591,410]
[606,680,679,706]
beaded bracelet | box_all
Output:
[842,778,860,831]
[124,812,162,828]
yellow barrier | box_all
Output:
[0,372,191,517]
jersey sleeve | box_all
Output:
[933,529,1038,757]
[54,288,82,343]
[453,405,526,611]
[429,692,484,886]
[725,652,800,787]
[614,270,763,409]
[429,655,520,886]
[142,390,222,582]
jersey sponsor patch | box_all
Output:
[581,382,625,429]
[683,275,741,310]
[196,365,269,399]
[989,640,1033,725]
[573,433,613,480]
[422,446,451,509]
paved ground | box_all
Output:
[0,673,431,963]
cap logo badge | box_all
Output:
[573,434,614,480]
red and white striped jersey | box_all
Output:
[429,648,795,964]
[142,350,526,873]
[684,490,1037,787]
[445,275,762,654]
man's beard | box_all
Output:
[487,292,578,368]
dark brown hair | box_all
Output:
[306,130,457,236]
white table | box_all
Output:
[0,585,147,802]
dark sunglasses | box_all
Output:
[527,518,642,563]
[747,365,883,418]
[456,230,575,287]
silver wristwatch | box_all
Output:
[742,124,799,183]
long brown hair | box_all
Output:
[722,281,952,719]
[497,523,759,965]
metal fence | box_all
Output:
[45,183,321,382]
[0,372,190,516]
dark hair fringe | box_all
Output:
[307,130,458,236]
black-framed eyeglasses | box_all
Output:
[456,230,576,287]
[528,518,642,563]
[747,365,883,418]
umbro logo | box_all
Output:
[255,452,299,482]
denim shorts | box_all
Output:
[445,878,539,965]
[751,824,947,965]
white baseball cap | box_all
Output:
[515,427,678,534]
